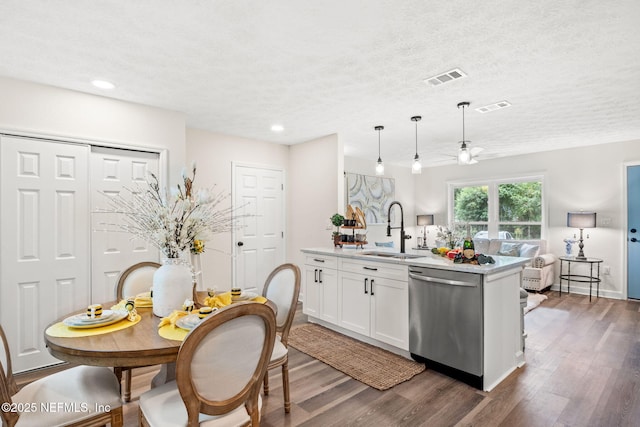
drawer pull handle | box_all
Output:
[363,266,378,271]
[313,258,326,263]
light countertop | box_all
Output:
[301,246,531,275]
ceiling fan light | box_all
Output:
[458,144,472,165]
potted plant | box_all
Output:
[330,213,345,246]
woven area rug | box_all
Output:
[524,293,548,314]
[288,323,425,390]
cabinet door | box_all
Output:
[370,277,409,350]
[338,271,370,336]
[303,265,321,317]
[319,268,339,324]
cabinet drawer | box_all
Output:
[338,258,408,281]
[305,254,338,269]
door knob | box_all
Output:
[237,241,244,247]
[631,228,637,233]
[631,237,638,243]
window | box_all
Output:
[449,176,544,241]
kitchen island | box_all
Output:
[300,246,530,391]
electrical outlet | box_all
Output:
[603,265,611,275]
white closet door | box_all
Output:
[90,147,159,303]
[233,164,285,294]
[0,135,90,372]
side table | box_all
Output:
[559,256,603,302]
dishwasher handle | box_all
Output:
[409,272,477,287]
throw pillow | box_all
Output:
[497,242,523,256]
[375,241,395,247]
[519,243,540,258]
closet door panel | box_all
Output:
[1,135,90,372]
[90,147,159,303]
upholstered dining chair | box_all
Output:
[114,261,160,402]
[261,263,301,414]
[138,302,276,427]
[0,324,123,427]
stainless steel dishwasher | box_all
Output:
[408,265,484,389]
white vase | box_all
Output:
[152,258,193,317]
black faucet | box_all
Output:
[386,201,412,253]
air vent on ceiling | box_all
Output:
[423,68,467,87]
[476,101,512,113]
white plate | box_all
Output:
[231,291,259,302]
[73,310,116,323]
[63,310,128,329]
[176,310,219,330]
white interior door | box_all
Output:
[90,146,159,303]
[0,135,90,372]
[233,164,285,294]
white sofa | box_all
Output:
[473,238,556,292]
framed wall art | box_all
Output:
[345,172,395,224]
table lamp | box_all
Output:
[567,212,596,260]
[417,214,434,248]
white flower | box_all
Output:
[97,166,244,259]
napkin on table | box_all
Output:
[134,292,153,308]
[158,310,189,328]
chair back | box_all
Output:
[115,261,161,300]
[262,264,301,345]
[175,302,276,426]
[0,325,16,396]
[0,324,19,426]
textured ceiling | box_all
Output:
[1,1,639,167]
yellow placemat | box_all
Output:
[158,324,189,341]
[45,314,141,338]
[157,295,269,342]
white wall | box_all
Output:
[344,156,417,249]
[289,134,343,273]
[0,76,186,182]
[185,128,290,288]
[415,139,640,299]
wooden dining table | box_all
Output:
[44,304,180,369]
[44,296,277,390]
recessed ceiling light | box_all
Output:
[271,124,284,132]
[91,79,115,90]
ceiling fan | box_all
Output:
[456,102,483,165]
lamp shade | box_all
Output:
[417,214,434,226]
[567,212,597,229]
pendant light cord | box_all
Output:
[415,119,418,155]
[375,125,384,161]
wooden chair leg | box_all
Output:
[263,370,270,395]
[282,360,290,413]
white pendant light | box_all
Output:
[375,125,384,176]
[457,102,476,165]
[411,116,422,174]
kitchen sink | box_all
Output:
[361,251,425,260]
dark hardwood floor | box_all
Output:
[16,291,640,426]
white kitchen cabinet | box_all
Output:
[303,255,338,324]
[338,259,409,350]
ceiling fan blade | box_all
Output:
[470,146,484,155]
